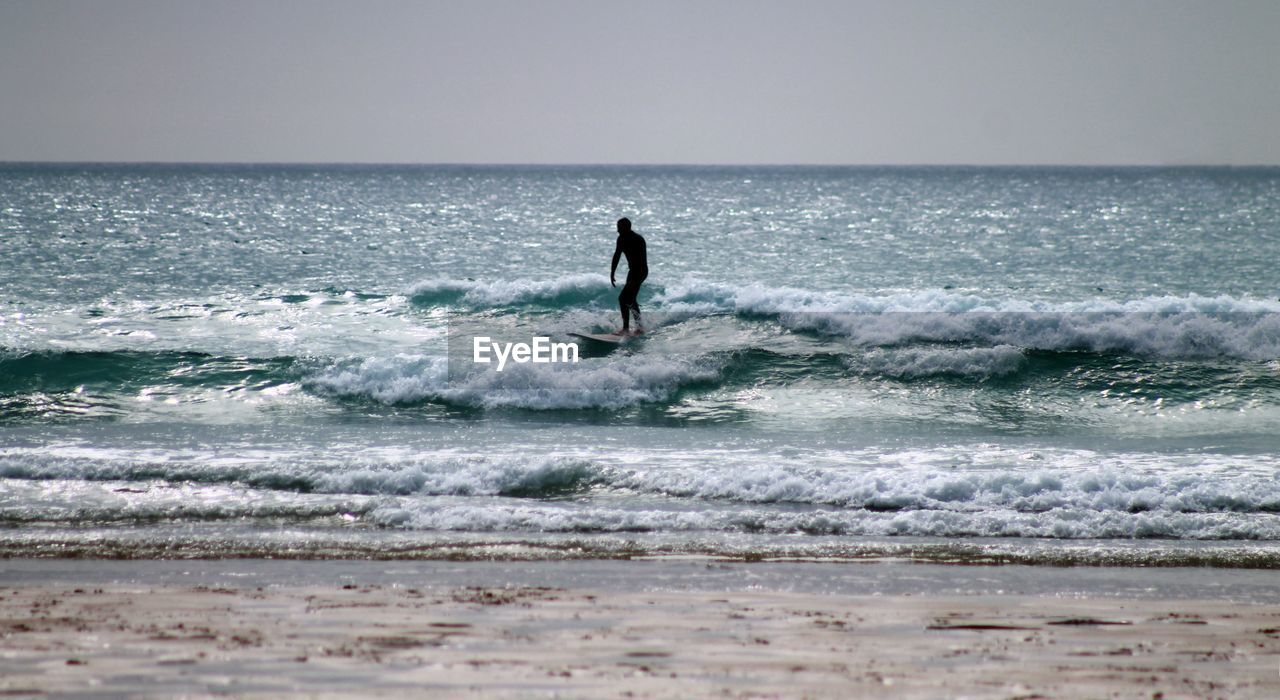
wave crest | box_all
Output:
[656,280,1280,360]
[408,274,612,308]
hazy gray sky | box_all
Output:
[1,0,1277,164]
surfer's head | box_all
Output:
[616,217,632,234]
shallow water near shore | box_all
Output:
[8,558,1280,603]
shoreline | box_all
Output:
[2,559,1279,698]
[7,526,1280,570]
[8,558,1280,602]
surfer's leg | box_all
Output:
[630,289,642,330]
[618,286,634,331]
[628,273,645,330]
[619,276,643,332]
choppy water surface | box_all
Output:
[3,164,1279,565]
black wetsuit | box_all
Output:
[613,230,648,330]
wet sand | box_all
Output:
[3,567,1279,698]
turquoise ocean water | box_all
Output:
[3,164,1279,565]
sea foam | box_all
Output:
[6,444,1280,540]
[306,352,720,409]
[654,280,1280,360]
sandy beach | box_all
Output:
[2,561,1278,698]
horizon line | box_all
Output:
[3,160,1279,169]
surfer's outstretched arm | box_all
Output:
[610,239,622,288]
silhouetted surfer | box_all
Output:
[610,217,647,334]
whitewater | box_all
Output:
[2,164,1279,565]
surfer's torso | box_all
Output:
[616,231,648,277]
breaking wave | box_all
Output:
[4,445,1280,540]
[305,353,721,410]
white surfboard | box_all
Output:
[568,331,630,345]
